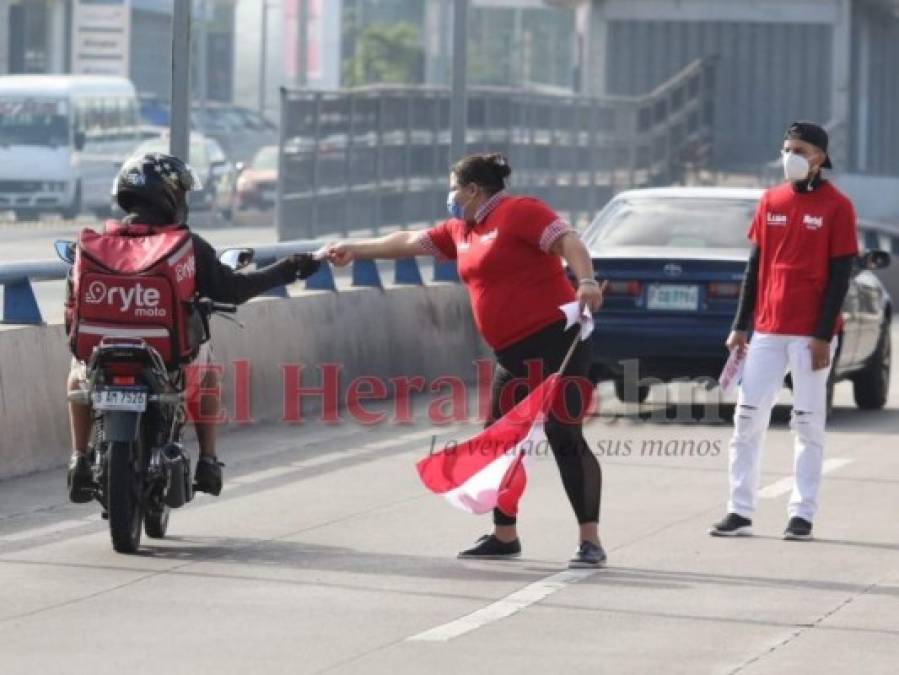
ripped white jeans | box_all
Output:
[727,332,837,522]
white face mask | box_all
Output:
[783,151,811,182]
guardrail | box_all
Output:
[278,59,717,239]
[0,241,461,325]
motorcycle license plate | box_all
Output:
[92,387,148,412]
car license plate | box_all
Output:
[92,388,148,412]
[647,284,700,311]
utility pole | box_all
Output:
[258,0,269,113]
[171,0,192,161]
[297,0,308,86]
[450,0,468,163]
[197,0,208,131]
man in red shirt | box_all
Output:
[710,122,859,541]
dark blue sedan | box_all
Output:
[581,187,892,410]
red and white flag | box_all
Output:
[416,374,562,517]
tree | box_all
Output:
[343,22,424,87]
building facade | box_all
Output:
[580,0,899,175]
[1,0,236,103]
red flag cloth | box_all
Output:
[416,374,561,517]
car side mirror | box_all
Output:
[235,161,246,175]
[74,130,86,151]
[55,240,76,264]
[219,247,255,271]
[860,250,891,271]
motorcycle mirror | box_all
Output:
[54,240,76,264]
[219,247,255,271]
[862,250,891,271]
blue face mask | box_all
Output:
[446,190,467,220]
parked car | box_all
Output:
[581,187,892,412]
[235,144,278,211]
[128,132,237,221]
[138,95,277,166]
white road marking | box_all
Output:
[759,458,853,498]
[228,466,298,485]
[0,519,90,543]
[407,568,598,642]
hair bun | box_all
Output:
[486,153,512,180]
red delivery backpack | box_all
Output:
[66,221,203,367]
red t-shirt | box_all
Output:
[418,193,576,350]
[749,181,859,337]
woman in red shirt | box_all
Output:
[327,154,607,568]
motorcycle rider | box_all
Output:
[67,152,321,502]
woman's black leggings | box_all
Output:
[487,319,601,526]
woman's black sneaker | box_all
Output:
[708,513,753,536]
[783,517,813,541]
[569,541,607,568]
[194,456,224,496]
[67,454,94,504]
[458,534,521,559]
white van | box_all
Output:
[0,75,139,219]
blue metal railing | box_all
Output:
[1,220,895,325]
[0,239,461,325]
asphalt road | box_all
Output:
[0,326,897,674]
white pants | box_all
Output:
[727,332,837,522]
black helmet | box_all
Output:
[113,152,202,225]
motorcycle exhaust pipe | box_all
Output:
[161,443,191,508]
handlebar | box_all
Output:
[196,298,238,315]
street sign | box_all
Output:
[71,0,132,78]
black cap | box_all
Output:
[785,121,833,169]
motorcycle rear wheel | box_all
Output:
[108,441,144,554]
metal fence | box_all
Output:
[3,219,898,325]
[277,59,717,240]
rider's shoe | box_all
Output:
[67,453,94,504]
[194,456,224,496]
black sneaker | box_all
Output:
[783,517,813,541]
[67,454,94,504]
[194,456,224,496]
[457,534,521,559]
[569,541,607,569]
[708,513,753,537]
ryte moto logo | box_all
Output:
[83,280,168,318]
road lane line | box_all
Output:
[0,519,90,542]
[228,466,298,485]
[759,458,853,499]
[407,568,597,642]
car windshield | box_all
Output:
[0,98,69,147]
[582,197,759,250]
[252,146,278,171]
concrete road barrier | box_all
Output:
[0,284,487,480]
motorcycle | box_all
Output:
[56,241,254,553]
